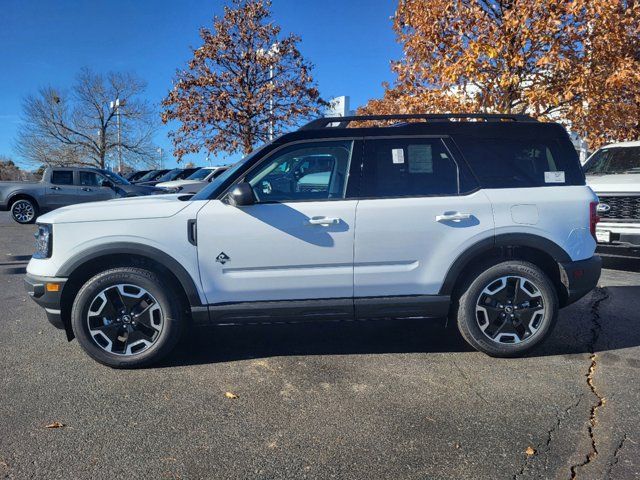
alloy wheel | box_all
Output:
[12,200,35,223]
[475,276,545,344]
[86,284,164,356]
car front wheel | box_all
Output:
[454,260,558,357]
[71,267,184,368]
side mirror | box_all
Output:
[100,179,115,188]
[228,182,255,206]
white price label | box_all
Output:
[544,171,565,183]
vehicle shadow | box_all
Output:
[161,317,472,367]
[160,286,640,367]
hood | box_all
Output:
[37,194,191,224]
[155,179,201,188]
[586,174,640,193]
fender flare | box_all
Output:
[7,192,40,209]
[439,233,571,295]
[56,242,203,306]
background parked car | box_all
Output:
[0,167,164,224]
[131,169,171,184]
[126,170,152,182]
[156,165,229,193]
[136,167,200,187]
[584,140,640,258]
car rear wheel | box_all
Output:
[10,198,38,224]
[453,260,558,357]
[71,267,184,368]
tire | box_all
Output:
[71,267,184,368]
[10,198,38,224]
[453,260,558,357]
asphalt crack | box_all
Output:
[569,287,609,479]
[512,395,584,480]
[606,434,628,479]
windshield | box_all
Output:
[584,146,640,175]
[156,169,182,182]
[187,168,214,180]
[137,170,165,182]
[100,169,130,185]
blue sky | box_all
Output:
[0,0,400,169]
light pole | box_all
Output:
[109,98,126,173]
[157,147,164,169]
[257,43,279,141]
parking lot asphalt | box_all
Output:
[0,212,639,480]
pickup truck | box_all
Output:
[0,167,164,224]
[584,140,640,257]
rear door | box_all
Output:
[353,136,495,316]
[46,170,80,208]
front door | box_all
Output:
[77,171,117,203]
[353,137,495,314]
[196,140,360,318]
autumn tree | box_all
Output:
[16,68,159,168]
[360,0,640,149]
[162,0,327,160]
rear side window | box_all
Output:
[51,171,74,185]
[455,136,585,188]
[362,138,458,198]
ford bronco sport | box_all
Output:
[25,114,602,368]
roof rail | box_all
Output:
[299,113,537,130]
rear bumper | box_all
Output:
[559,256,602,306]
[24,273,67,330]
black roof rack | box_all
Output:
[300,113,537,130]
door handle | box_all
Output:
[50,186,61,190]
[307,216,340,226]
[82,187,92,192]
[435,212,472,222]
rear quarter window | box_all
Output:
[454,135,585,188]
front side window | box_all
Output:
[51,171,74,185]
[361,138,459,198]
[245,141,353,202]
[79,172,100,186]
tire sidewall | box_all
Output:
[11,199,37,224]
[71,268,183,368]
[457,261,558,357]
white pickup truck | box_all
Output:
[584,141,640,257]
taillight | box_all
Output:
[589,201,600,241]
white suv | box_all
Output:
[25,114,601,368]
[584,141,640,255]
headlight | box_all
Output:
[33,224,52,259]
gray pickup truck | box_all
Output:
[0,167,164,224]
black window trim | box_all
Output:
[217,137,363,204]
[358,135,463,201]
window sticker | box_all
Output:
[544,171,565,183]
[408,144,433,173]
[391,148,405,164]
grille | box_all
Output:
[598,195,640,221]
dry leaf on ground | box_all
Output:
[525,446,536,456]
[224,392,239,399]
[44,422,65,429]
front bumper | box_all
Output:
[559,255,602,306]
[24,273,67,330]
[596,222,640,247]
